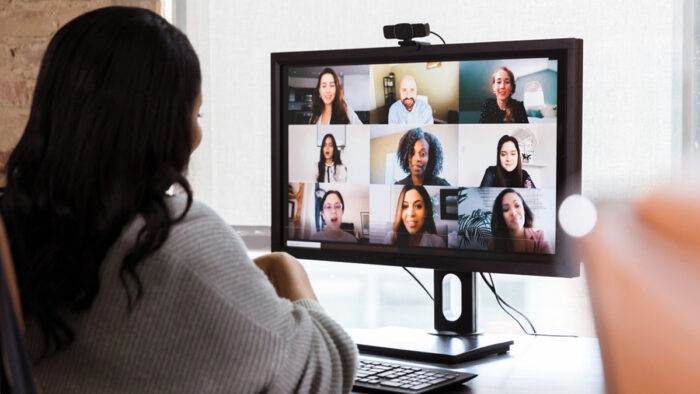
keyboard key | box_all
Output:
[354,356,477,393]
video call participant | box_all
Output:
[311,190,358,243]
[314,133,347,183]
[489,189,552,254]
[309,67,362,125]
[479,66,529,124]
[395,128,450,186]
[480,135,535,188]
[388,74,434,125]
[1,7,356,392]
[384,185,445,247]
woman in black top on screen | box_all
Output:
[394,128,450,186]
[479,66,528,124]
[480,135,535,188]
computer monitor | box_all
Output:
[271,38,583,363]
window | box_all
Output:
[170,0,690,337]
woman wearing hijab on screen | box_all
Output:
[479,66,529,124]
[309,67,362,125]
[480,135,535,188]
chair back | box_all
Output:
[0,215,39,394]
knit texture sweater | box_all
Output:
[25,195,358,393]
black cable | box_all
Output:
[481,273,536,333]
[402,267,434,301]
[480,272,578,338]
[430,31,446,45]
[401,266,577,338]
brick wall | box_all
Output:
[0,0,161,169]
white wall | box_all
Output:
[344,74,371,111]
[182,0,681,226]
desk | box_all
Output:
[353,333,604,393]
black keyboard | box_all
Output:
[353,356,477,393]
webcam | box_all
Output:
[383,23,430,47]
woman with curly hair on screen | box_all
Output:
[394,128,450,186]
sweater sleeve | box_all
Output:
[167,201,358,393]
[25,197,358,394]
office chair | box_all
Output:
[0,215,40,394]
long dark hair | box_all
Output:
[390,185,437,246]
[492,66,518,123]
[495,135,523,187]
[396,128,444,181]
[316,133,342,182]
[0,7,201,357]
[490,189,534,252]
[309,68,350,125]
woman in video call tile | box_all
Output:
[314,133,347,183]
[394,128,450,186]
[311,190,358,243]
[489,188,551,253]
[480,135,535,188]
[309,67,363,125]
[384,185,446,247]
[479,66,529,124]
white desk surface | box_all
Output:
[353,331,604,393]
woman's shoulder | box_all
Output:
[383,231,395,244]
[152,195,249,272]
[422,233,445,247]
[524,227,545,241]
[341,231,358,243]
[428,176,451,186]
[480,166,498,187]
[394,175,412,185]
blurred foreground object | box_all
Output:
[583,185,700,394]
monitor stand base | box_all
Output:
[350,326,513,364]
[350,270,514,364]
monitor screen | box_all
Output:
[272,39,582,278]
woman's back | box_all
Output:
[4,6,357,392]
[25,195,357,393]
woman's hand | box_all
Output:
[253,252,318,302]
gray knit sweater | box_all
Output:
[25,195,358,393]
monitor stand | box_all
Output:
[351,270,514,364]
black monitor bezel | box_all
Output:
[271,38,582,278]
